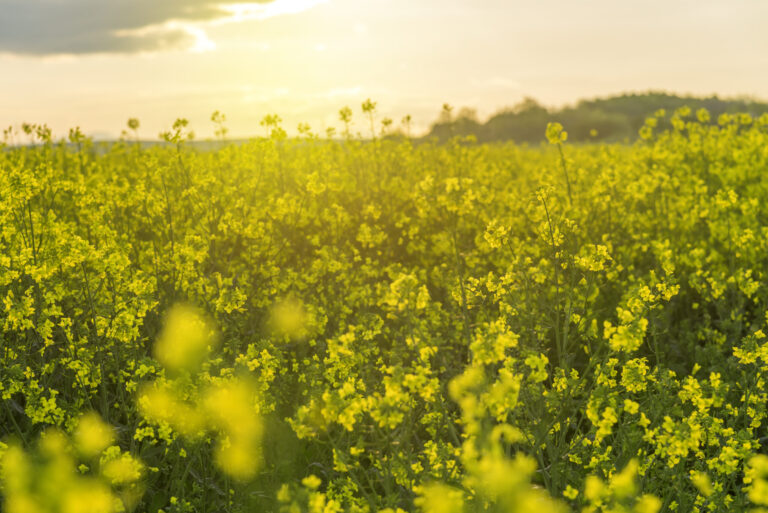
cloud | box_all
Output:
[0,0,274,55]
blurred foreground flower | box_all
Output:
[0,428,134,513]
[74,412,115,459]
[141,305,264,481]
[203,379,263,480]
[270,297,311,341]
[153,305,218,374]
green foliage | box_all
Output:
[2,110,768,512]
[428,92,768,143]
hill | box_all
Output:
[426,91,768,143]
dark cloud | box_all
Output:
[0,1,272,55]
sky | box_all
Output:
[1,0,767,139]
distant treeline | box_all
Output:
[425,92,768,143]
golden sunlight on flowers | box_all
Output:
[4,106,768,512]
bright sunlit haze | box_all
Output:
[1,0,767,139]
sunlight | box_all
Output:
[111,0,327,55]
[185,25,218,53]
[220,0,330,23]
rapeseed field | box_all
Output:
[3,107,768,512]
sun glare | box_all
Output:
[221,0,329,23]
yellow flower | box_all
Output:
[546,122,568,144]
[690,471,712,497]
[302,475,322,490]
[414,484,464,513]
[270,297,311,341]
[74,412,115,459]
[634,494,662,513]
[100,447,143,485]
[154,305,218,373]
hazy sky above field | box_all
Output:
[1,0,767,139]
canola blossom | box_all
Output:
[2,108,768,512]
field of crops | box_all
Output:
[3,108,768,513]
